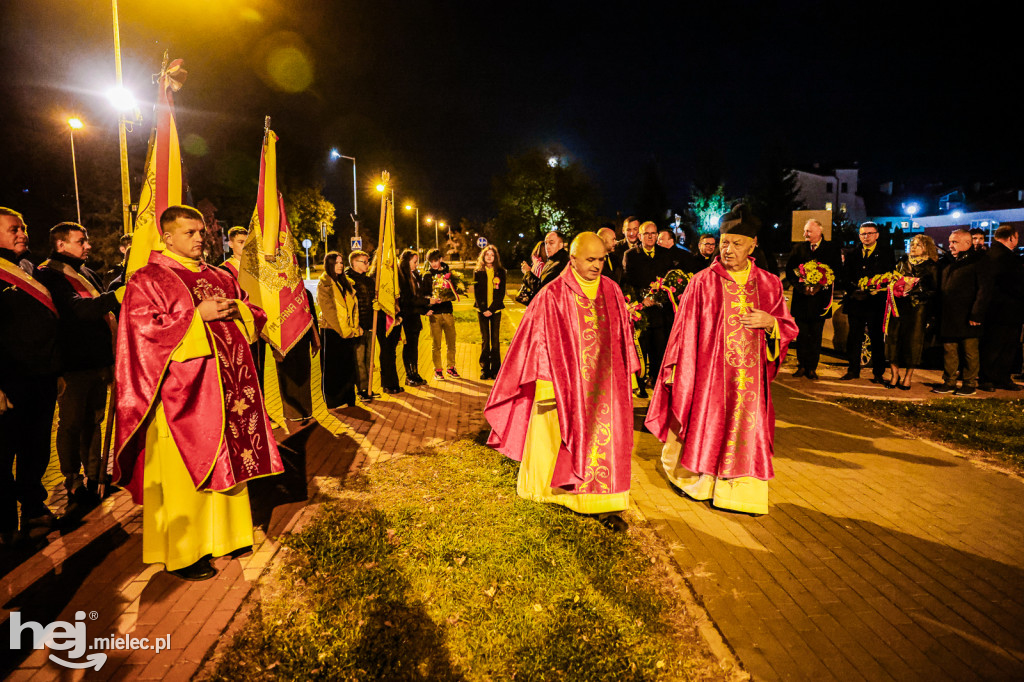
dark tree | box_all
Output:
[633,157,671,225]
[747,154,804,253]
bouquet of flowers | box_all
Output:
[429,269,467,303]
[797,260,835,295]
[857,271,898,293]
[624,294,647,333]
[890,274,919,298]
[642,269,693,313]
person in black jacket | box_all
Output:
[978,225,1024,391]
[932,229,991,396]
[346,250,379,401]
[0,207,61,543]
[623,220,676,395]
[521,231,569,293]
[421,249,460,380]
[884,235,939,390]
[785,219,843,380]
[840,221,895,382]
[34,223,121,509]
[597,226,623,284]
[694,234,717,271]
[474,245,506,380]
[397,249,438,387]
[611,216,641,272]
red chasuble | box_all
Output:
[485,267,640,494]
[113,252,284,502]
[645,260,798,480]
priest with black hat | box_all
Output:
[645,204,798,515]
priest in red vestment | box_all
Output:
[485,232,640,531]
[645,204,797,515]
[114,205,284,580]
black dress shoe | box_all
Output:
[597,513,629,533]
[897,382,911,391]
[978,383,996,393]
[169,557,216,581]
[383,386,404,395]
[869,375,886,385]
[806,371,819,380]
[840,371,859,381]
[793,368,806,378]
[633,387,648,398]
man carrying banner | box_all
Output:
[114,205,283,580]
[35,222,120,510]
[1,207,61,544]
[646,205,797,515]
[485,232,639,531]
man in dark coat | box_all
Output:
[521,231,569,292]
[978,225,1024,391]
[345,250,379,401]
[694,234,717,271]
[623,221,678,395]
[598,226,623,284]
[35,223,121,509]
[785,219,843,380]
[612,216,641,272]
[0,207,61,544]
[932,229,991,396]
[841,221,895,382]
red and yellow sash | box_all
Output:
[0,257,58,316]
[39,259,117,336]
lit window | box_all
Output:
[825,202,833,211]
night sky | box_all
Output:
[1,0,1018,239]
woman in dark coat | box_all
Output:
[316,252,359,408]
[885,234,939,390]
[474,245,506,380]
[398,249,437,387]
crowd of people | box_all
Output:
[3,198,1023,570]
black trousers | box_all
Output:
[277,331,314,421]
[478,311,502,376]
[320,329,357,409]
[375,313,402,390]
[795,316,826,373]
[401,317,422,373]
[846,300,886,377]
[0,376,58,532]
[55,366,112,489]
[639,324,669,383]
[980,322,1023,386]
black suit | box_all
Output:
[602,252,623,285]
[524,248,569,292]
[842,242,895,377]
[1,249,60,532]
[785,240,842,373]
[979,241,1024,386]
[623,244,676,383]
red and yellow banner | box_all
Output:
[238,126,314,355]
[375,186,398,332]
[127,58,187,279]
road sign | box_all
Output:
[477,237,488,248]
[350,236,363,251]
[301,238,312,250]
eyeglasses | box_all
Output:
[859,231,877,236]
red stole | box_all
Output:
[39,258,117,336]
[114,252,282,502]
[0,257,58,316]
[645,260,798,480]
[485,267,640,494]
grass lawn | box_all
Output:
[208,439,728,681]
[834,397,1024,471]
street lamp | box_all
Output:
[404,204,420,253]
[329,149,359,237]
[67,118,84,225]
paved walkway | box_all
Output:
[629,381,1024,681]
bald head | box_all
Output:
[569,231,606,281]
[596,227,617,253]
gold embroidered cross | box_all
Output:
[731,294,749,314]
[734,369,754,390]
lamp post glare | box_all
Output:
[376,183,386,193]
[67,118,83,224]
[404,204,421,253]
[329,148,342,160]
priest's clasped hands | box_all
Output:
[739,308,776,330]
[198,296,242,322]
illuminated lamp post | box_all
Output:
[67,118,84,224]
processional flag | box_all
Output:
[238,120,315,355]
[374,172,399,333]
[126,56,186,279]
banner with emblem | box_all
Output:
[126,56,186,279]
[237,120,314,356]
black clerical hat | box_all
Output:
[719,204,761,239]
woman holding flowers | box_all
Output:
[884,234,939,389]
[474,245,506,379]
